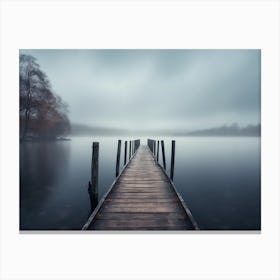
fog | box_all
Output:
[20,49,260,132]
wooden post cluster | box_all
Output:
[115,139,140,177]
[132,139,140,154]
[147,139,156,155]
[134,139,140,151]
[147,138,176,181]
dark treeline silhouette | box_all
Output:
[20,54,70,141]
[185,123,261,137]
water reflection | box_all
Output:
[20,142,70,203]
[20,141,71,229]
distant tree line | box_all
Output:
[186,123,261,137]
[20,54,70,140]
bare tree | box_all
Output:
[20,54,70,140]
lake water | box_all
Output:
[20,136,261,230]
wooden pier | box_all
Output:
[83,142,198,231]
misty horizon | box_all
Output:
[19,49,261,132]
[70,122,261,137]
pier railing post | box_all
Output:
[170,140,175,180]
[89,142,99,197]
[156,140,159,161]
[124,140,127,165]
[161,140,166,170]
[116,140,121,177]
[129,140,132,159]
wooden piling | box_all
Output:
[156,140,159,161]
[88,183,98,213]
[90,142,99,196]
[116,140,121,177]
[161,140,166,170]
[124,141,127,165]
[136,139,140,150]
[170,140,175,180]
[129,141,132,159]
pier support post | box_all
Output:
[161,140,166,170]
[88,186,98,213]
[129,141,132,159]
[135,139,140,150]
[124,141,127,165]
[157,140,159,161]
[170,140,175,180]
[89,142,99,197]
[116,140,121,177]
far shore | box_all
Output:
[20,136,71,142]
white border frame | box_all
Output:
[1,1,279,279]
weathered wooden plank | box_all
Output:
[108,194,176,199]
[103,202,182,207]
[100,206,185,213]
[114,183,172,187]
[112,190,172,194]
[95,212,188,220]
[92,219,190,228]
[109,189,171,195]
[105,198,179,203]
[92,225,192,230]
[113,185,172,190]
[118,179,169,183]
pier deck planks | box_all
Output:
[85,145,196,230]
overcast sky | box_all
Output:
[20,49,260,132]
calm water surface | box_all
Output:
[20,136,260,230]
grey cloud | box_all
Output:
[19,49,260,131]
